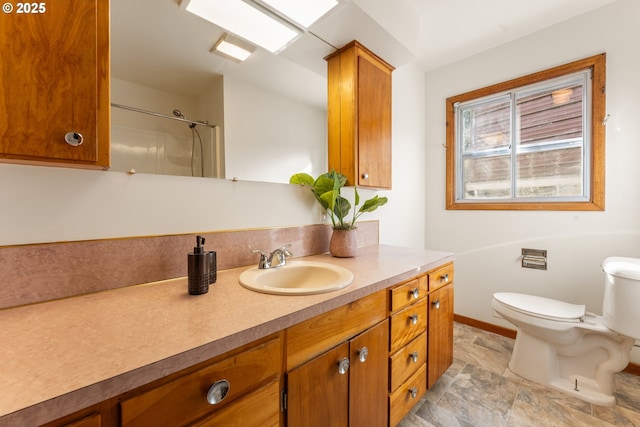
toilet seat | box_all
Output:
[494,292,586,323]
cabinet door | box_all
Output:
[349,319,389,427]
[0,0,109,167]
[428,283,454,388]
[287,342,350,427]
[357,54,392,189]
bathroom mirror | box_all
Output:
[110,0,334,183]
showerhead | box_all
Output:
[172,109,185,119]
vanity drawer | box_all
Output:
[389,332,427,392]
[389,364,427,427]
[428,263,454,292]
[120,335,281,427]
[389,298,427,354]
[389,275,427,313]
[287,289,386,370]
[191,379,280,427]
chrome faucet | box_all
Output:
[252,244,293,269]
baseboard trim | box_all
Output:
[454,314,517,339]
[453,313,640,376]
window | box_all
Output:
[445,54,606,211]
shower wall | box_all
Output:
[110,78,221,178]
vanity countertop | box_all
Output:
[0,244,454,426]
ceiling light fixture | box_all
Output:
[256,0,339,28]
[211,33,255,62]
[180,0,301,54]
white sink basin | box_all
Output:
[239,260,354,295]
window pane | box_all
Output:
[463,155,511,199]
[461,96,511,154]
[517,84,583,146]
[515,82,584,198]
[516,147,583,197]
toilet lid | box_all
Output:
[494,292,586,322]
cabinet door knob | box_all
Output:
[361,173,369,180]
[440,273,449,283]
[64,132,84,146]
[409,351,419,363]
[410,288,419,299]
[337,357,350,375]
[206,379,230,405]
[356,346,369,363]
[432,299,441,309]
[409,314,419,325]
[409,387,418,399]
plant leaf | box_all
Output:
[358,195,388,213]
[334,196,351,224]
[289,173,314,186]
[319,189,340,210]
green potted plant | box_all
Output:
[290,170,388,257]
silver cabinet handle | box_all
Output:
[357,346,369,363]
[337,357,350,375]
[64,132,84,146]
[409,387,418,399]
[410,288,419,299]
[432,299,441,309]
[409,351,419,363]
[441,273,449,283]
[207,379,230,405]
[409,314,418,325]
[361,173,369,180]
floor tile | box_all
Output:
[401,322,640,427]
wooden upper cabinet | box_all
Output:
[0,0,110,168]
[326,40,394,189]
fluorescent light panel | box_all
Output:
[212,34,255,62]
[184,0,300,53]
[259,0,339,27]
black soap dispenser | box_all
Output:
[188,235,209,295]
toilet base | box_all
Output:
[508,327,633,407]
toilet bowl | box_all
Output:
[491,257,640,406]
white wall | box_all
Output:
[424,0,640,362]
[223,75,327,184]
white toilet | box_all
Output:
[492,257,640,406]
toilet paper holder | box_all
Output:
[522,248,547,270]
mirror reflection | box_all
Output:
[110,0,333,183]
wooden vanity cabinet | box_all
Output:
[0,0,110,169]
[427,263,455,388]
[326,41,394,189]
[285,290,388,427]
[41,262,454,427]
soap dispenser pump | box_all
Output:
[188,235,209,295]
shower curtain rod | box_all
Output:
[110,103,216,129]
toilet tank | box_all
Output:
[602,257,640,340]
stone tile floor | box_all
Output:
[399,322,640,427]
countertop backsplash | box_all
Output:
[0,221,379,309]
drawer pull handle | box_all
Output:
[362,172,369,180]
[441,273,449,283]
[357,346,369,363]
[409,351,419,363]
[432,299,441,309]
[409,314,419,325]
[65,132,84,147]
[410,288,419,299]
[409,387,418,399]
[337,357,350,375]
[206,379,230,405]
